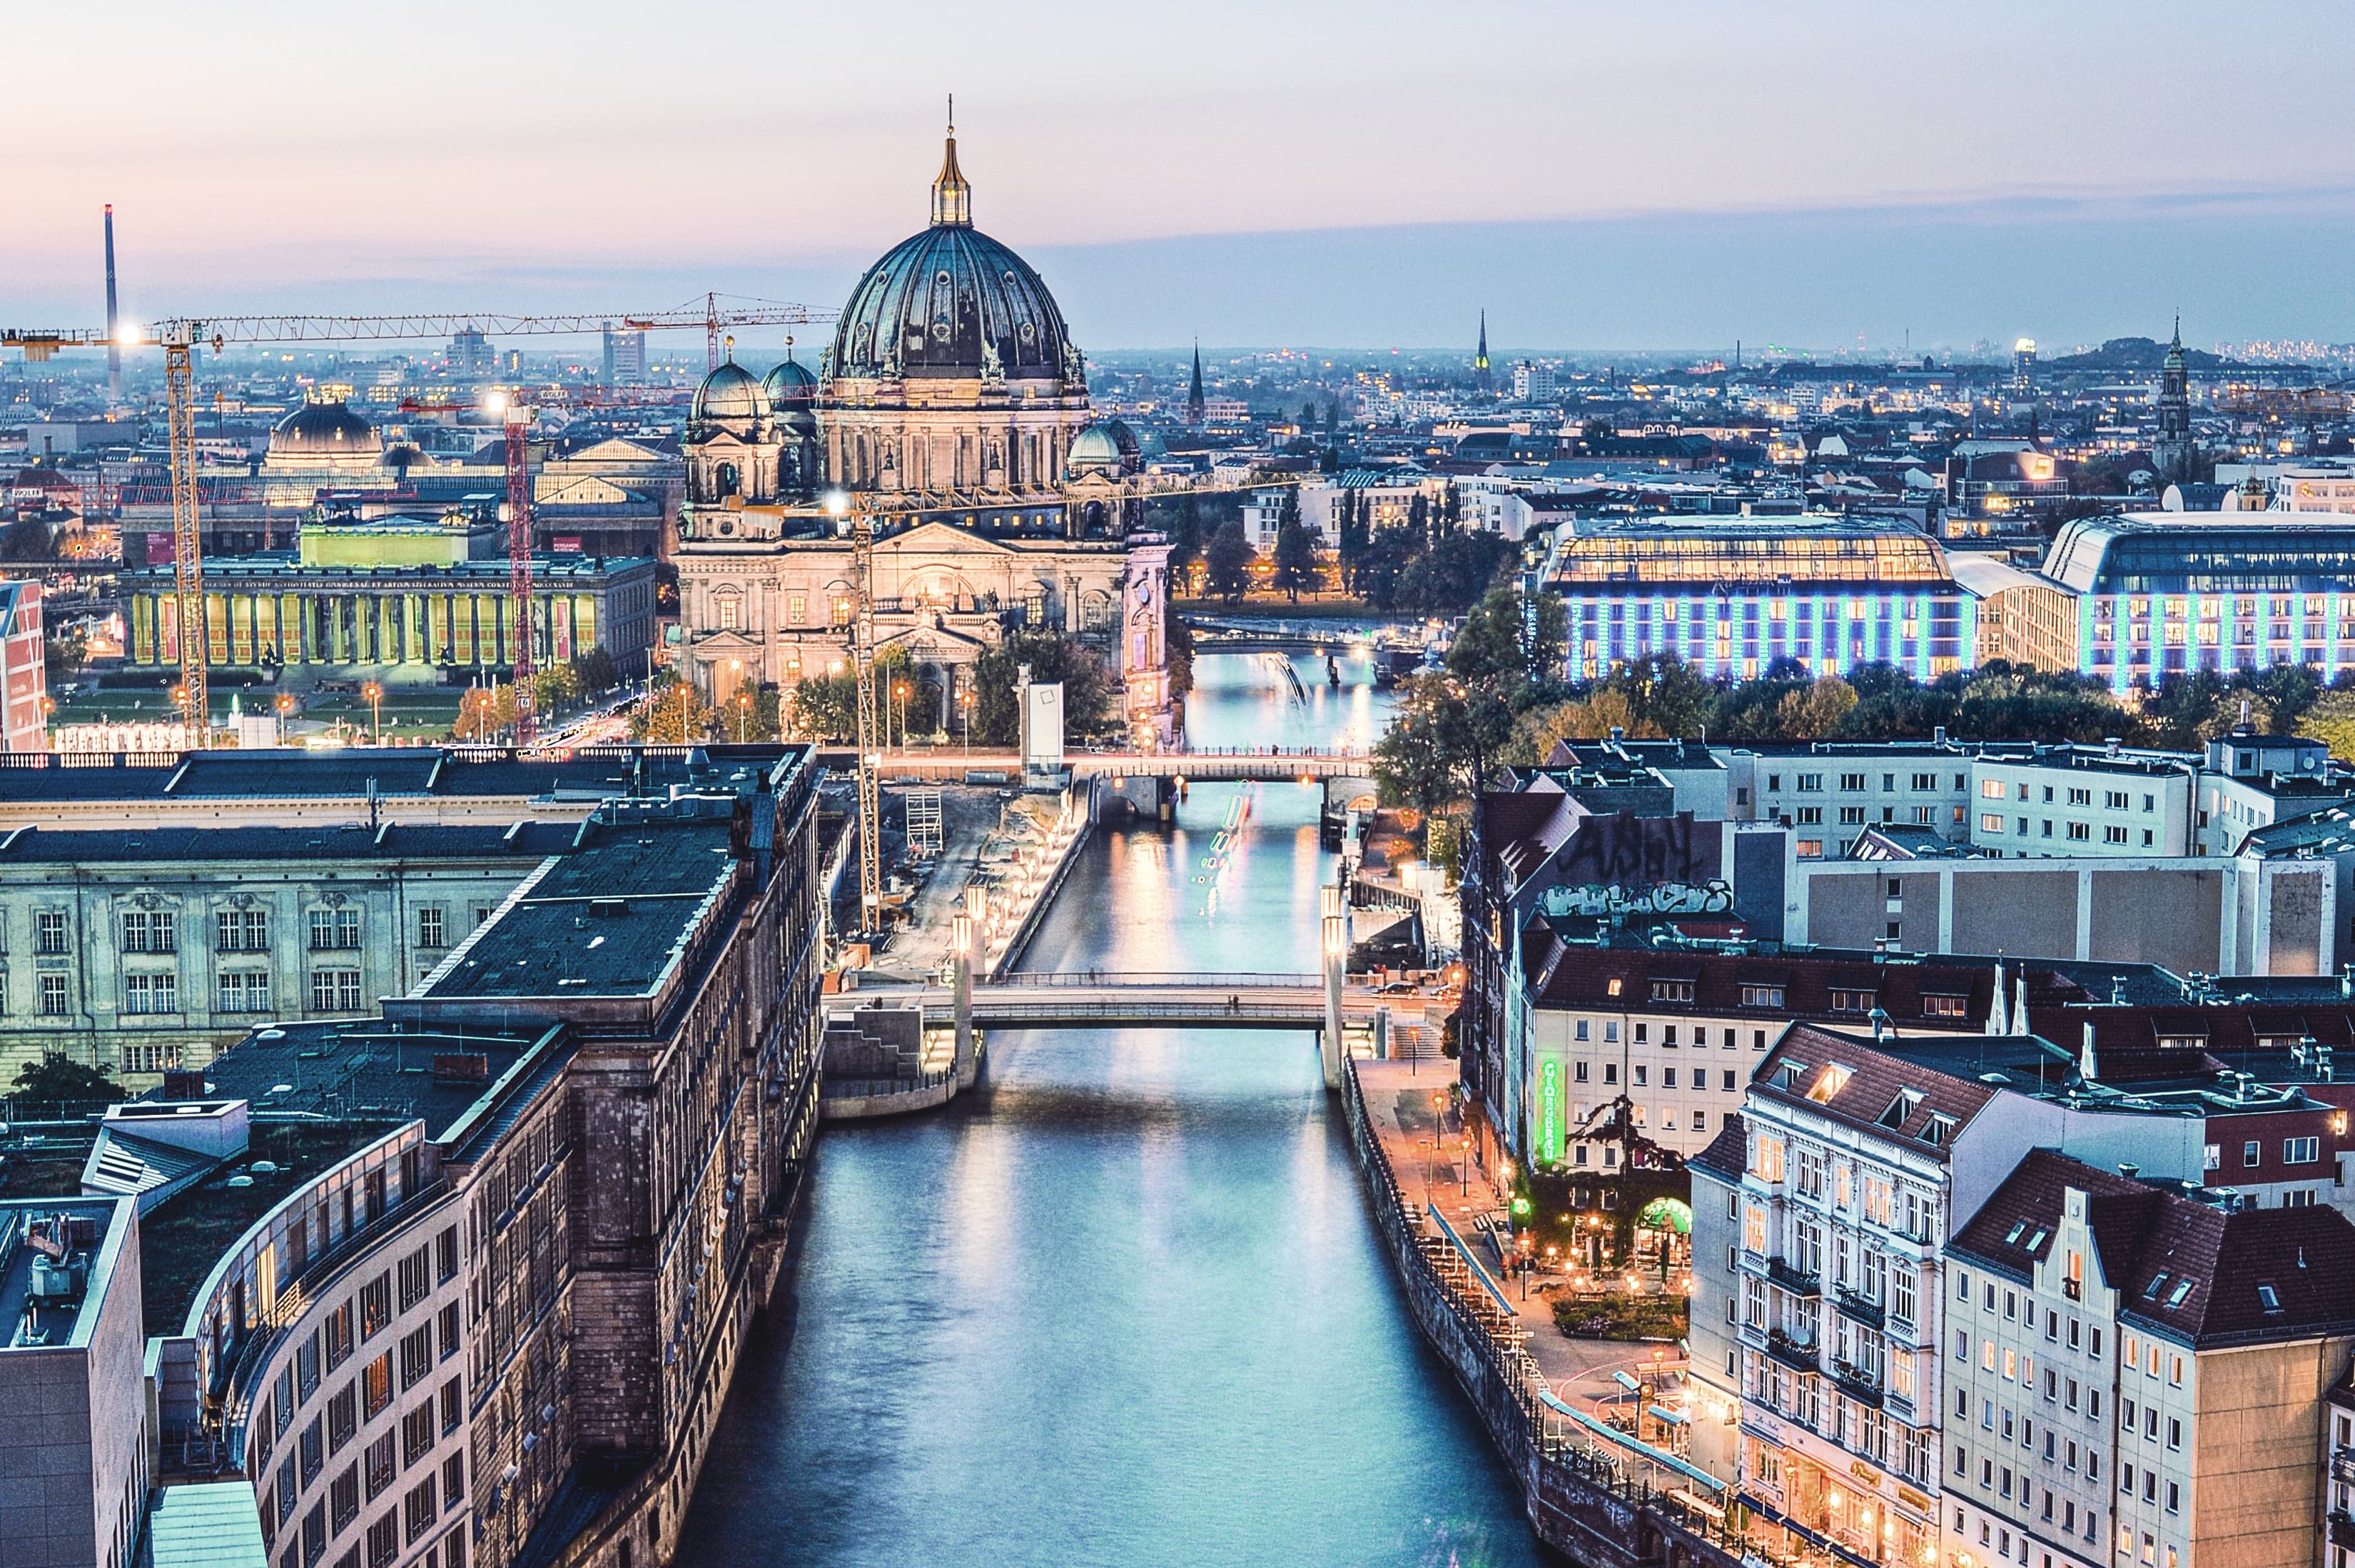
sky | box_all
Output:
[9,0,2355,353]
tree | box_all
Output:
[1352,524,1421,612]
[1337,491,1371,596]
[452,685,516,741]
[789,669,858,741]
[1271,515,1321,603]
[2298,689,2355,763]
[1773,677,1859,739]
[1394,531,1515,618]
[1605,653,1714,737]
[1372,672,1512,812]
[12,1056,125,1110]
[0,518,55,561]
[569,647,619,694]
[532,662,582,715]
[968,632,1114,747]
[1202,519,1253,603]
[1165,495,1209,593]
[1447,586,1566,693]
[44,627,88,684]
[630,672,718,742]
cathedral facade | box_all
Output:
[674,121,1173,742]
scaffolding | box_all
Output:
[905,788,944,858]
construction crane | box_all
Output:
[826,491,883,938]
[5,301,831,744]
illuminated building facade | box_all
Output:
[2041,515,2355,692]
[1544,517,1973,681]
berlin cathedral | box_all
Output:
[674,120,1174,743]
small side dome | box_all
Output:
[761,353,817,408]
[1065,422,1125,477]
[692,360,769,425]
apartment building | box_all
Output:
[1945,1150,2355,1568]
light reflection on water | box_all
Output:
[674,652,1546,1566]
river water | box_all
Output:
[677,647,1546,1567]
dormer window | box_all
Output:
[2144,1272,2169,1300]
[1878,1091,1923,1130]
[1778,1061,1809,1092]
[1922,992,1969,1018]
[1652,978,1695,1004]
[1829,988,1873,1014]
[1919,1113,1957,1147]
[2166,1279,2192,1307]
[1808,1065,1853,1103]
[2005,1220,2027,1244]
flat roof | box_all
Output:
[415,805,742,1002]
[0,1197,131,1353]
[0,819,580,865]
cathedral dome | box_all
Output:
[761,352,817,407]
[272,400,377,457]
[692,360,769,425]
[826,128,1078,386]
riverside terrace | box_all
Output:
[0,742,808,829]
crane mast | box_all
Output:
[851,509,881,936]
[5,300,833,752]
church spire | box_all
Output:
[1474,308,1492,390]
[931,95,971,227]
[1187,339,1205,424]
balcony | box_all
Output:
[2330,1510,2355,1554]
[1766,1327,1822,1374]
[1830,1359,1885,1407]
[1833,1285,1885,1330]
[1768,1257,1823,1297]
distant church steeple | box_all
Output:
[1187,339,1206,425]
[931,95,971,228]
[2156,313,2194,480]
[1474,310,1492,390]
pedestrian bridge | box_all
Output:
[820,747,1374,783]
[831,971,1373,1031]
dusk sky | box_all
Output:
[14,0,2355,352]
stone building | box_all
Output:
[118,501,658,685]
[671,119,1176,742]
[116,747,826,1568]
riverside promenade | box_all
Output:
[1343,1058,1849,1568]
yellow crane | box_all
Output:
[5,301,829,744]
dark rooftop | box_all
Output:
[0,743,809,809]
[0,819,580,864]
[186,1018,560,1143]
[416,804,743,1002]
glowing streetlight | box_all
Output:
[362,682,382,744]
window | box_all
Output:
[365,1510,398,1568]
[2067,822,2090,841]
[363,1354,392,1419]
[308,908,361,951]
[1651,979,1694,1003]
[1796,839,1824,859]
[39,974,68,1015]
[1922,993,1968,1018]
[440,1377,462,1435]
[1740,983,1786,1008]
[121,909,178,953]
[402,1400,435,1466]
[417,907,445,949]
[360,1275,391,1338]
[436,1226,459,1284]
[1839,772,1867,791]
[2105,825,2129,844]
[218,909,269,951]
[1839,806,1866,826]
[1981,813,2007,834]
[2244,1140,2262,1168]
[312,970,364,1012]
[1798,773,1823,791]
[1828,988,1873,1013]
[330,1464,360,1532]
[123,971,178,1014]
[328,1385,357,1452]
[2068,787,2092,807]
[399,1325,433,1391]
[218,971,272,1013]
[1980,779,2007,799]
[442,1451,465,1509]
[36,909,71,955]
[325,1303,353,1370]
[364,1433,397,1500]
[1795,806,1824,825]
[2285,1137,2321,1165]
[397,1246,430,1311]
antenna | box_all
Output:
[103,205,121,407]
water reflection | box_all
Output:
[675,654,1544,1566]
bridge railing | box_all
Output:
[966,1000,1327,1023]
[986,971,1321,990]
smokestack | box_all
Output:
[103,204,121,406]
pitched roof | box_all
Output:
[1950,1147,2355,1347]
[1751,1023,2005,1157]
[1689,1114,1748,1183]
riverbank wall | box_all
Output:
[1339,1060,1747,1568]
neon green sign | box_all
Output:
[1539,1058,1562,1165]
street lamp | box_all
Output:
[893,681,908,749]
[736,692,749,743]
[363,682,381,744]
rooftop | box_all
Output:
[414,801,745,1003]
[0,819,581,865]
[0,1197,131,1352]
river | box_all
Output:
[676,646,1546,1567]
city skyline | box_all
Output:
[11,0,2355,350]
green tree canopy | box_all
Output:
[1202,519,1254,602]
